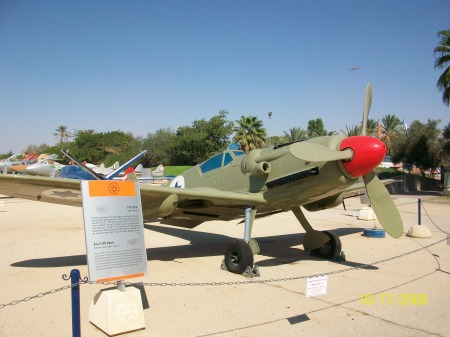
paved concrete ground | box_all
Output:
[0,193,449,337]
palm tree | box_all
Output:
[307,118,335,138]
[53,125,73,145]
[434,29,450,106]
[342,119,378,137]
[283,127,308,142]
[381,114,402,154]
[342,125,361,136]
[232,116,267,152]
[366,119,378,137]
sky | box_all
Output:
[0,0,449,154]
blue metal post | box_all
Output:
[70,269,81,337]
[418,198,421,225]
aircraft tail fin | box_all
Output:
[134,164,143,174]
[61,149,147,181]
[45,154,59,161]
[124,168,138,181]
[61,150,105,180]
[105,150,147,180]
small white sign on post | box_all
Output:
[81,180,147,283]
[306,275,328,297]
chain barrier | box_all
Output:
[396,197,450,235]
[0,282,79,309]
[1,236,446,310]
[420,201,450,235]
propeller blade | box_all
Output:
[290,142,353,162]
[361,83,372,136]
[363,171,403,238]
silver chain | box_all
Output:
[139,237,447,287]
[0,283,80,309]
[1,236,446,310]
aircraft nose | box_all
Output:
[26,165,38,175]
[340,136,386,177]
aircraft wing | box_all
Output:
[0,175,267,227]
[341,179,396,199]
[0,175,82,206]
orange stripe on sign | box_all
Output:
[88,180,136,197]
[97,273,144,283]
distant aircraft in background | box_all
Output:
[11,154,57,174]
[1,153,38,173]
[26,155,64,177]
[134,163,165,178]
[58,150,147,180]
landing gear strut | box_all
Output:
[291,206,344,261]
[222,206,260,276]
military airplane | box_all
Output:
[58,149,147,180]
[0,153,23,173]
[9,153,53,174]
[0,84,403,275]
[25,154,62,176]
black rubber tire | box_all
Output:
[311,231,342,259]
[224,239,254,274]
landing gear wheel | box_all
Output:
[310,231,341,259]
[224,239,254,274]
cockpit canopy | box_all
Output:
[200,150,245,174]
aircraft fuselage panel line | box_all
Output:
[266,167,319,189]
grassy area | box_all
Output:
[152,166,191,176]
[374,167,405,180]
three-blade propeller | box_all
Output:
[260,83,403,238]
[290,83,403,238]
[359,84,403,238]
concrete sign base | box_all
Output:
[89,286,145,336]
[406,225,431,238]
[358,206,377,221]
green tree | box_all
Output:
[173,110,234,164]
[434,29,450,106]
[283,127,308,142]
[307,118,335,138]
[268,135,287,145]
[68,130,139,164]
[366,119,378,137]
[391,119,443,176]
[342,125,361,137]
[342,119,377,137]
[101,131,142,166]
[68,130,103,163]
[381,114,402,154]
[0,151,13,159]
[142,128,176,166]
[442,122,450,165]
[53,125,73,146]
[232,115,266,152]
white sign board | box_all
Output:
[306,275,328,297]
[81,180,147,282]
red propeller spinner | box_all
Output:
[340,136,386,177]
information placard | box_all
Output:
[306,275,328,297]
[81,180,147,282]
